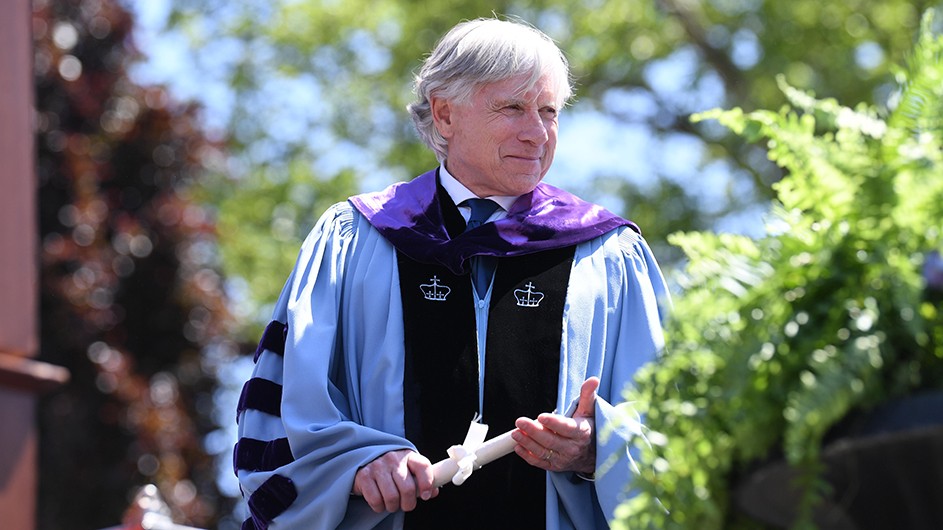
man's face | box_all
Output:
[433,73,560,197]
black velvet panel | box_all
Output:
[398,252,479,461]
[247,474,297,529]
[400,242,575,529]
[484,245,573,429]
[236,378,282,423]
[233,437,294,473]
[253,320,287,362]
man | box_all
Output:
[234,17,668,529]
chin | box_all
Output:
[507,176,543,196]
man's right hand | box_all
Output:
[351,449,439,513]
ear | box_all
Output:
[431,96,455,139]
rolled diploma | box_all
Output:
[430,430,517,488]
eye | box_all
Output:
[540,106,558,118]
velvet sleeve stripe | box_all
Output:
[253,320,288,362]
[233,437,294,474]
[247,474,298,530]
[236,378,282,423]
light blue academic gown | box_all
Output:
[236,200,669,529]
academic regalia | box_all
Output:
[234,169,669,529]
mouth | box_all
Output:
[506,153,542,162]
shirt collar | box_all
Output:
[439,164,520,212]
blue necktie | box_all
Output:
[463,198,499,296]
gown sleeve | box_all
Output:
[234,202,413,530]
[549,226,670,529]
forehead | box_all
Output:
[472,73,561,105]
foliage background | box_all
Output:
[150,0,938,337]
[34,0,237,527]
[31,0,943,528]
[617,12,943,527]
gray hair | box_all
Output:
[407,18,573,162]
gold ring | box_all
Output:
[543,449,554,461]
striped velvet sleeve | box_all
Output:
[233,202,415,530]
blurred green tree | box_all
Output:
[34,0,235,527]
[156,0,934,330]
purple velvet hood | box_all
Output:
[348,169,638,275]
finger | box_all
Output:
[514,417,553,449]
[513,442,552,469]
[535,413,580,437]
[354,473,386,513]
[537,412,598,449]
[389,455,419,512]
[519,415,582,453]
[406,452,438,501]
[574,377,600,418]
[513,418,559,466]
[353,462,385,512]
[375,470,403,512]
[394,471,418,512]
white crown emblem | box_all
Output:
[514,282,544,308]
[420,276,451,301]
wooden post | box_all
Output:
[0,2,69,529]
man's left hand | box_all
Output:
[511,377,598,475]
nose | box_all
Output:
[518,110,549,145]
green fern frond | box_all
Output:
[619,9,943,530]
